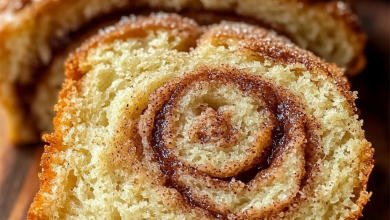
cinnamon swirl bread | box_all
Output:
[0,0,365,144]
[28,14,373,219]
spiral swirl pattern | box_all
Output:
[29,14,373,220]
[139,66,317,218]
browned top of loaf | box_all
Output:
[0,0,365,53]
[28,14,370,219]
[0,0,365,55]
[0,0,362,33]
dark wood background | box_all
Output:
[0,0,388,219]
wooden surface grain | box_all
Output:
[0,0,388,219]
[0,108,42,220]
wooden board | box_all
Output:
[0,107,42,220]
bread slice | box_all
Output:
[0,0,365,144]
[28,13,373,219]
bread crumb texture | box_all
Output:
[28,14,373,220]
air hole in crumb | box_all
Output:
[351,186,361,203]
[111,207,121,220]
[168,35,196,52]
[87,187,95,199]
[96,69,117,92]
[202,96,227,111]
[66,170,77,191]
[210,39,229,49]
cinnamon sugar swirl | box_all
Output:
[28,14,373,219]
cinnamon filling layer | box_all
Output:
[139,66,321,219]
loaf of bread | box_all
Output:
[28,14,373,219]
[0,0,366,144]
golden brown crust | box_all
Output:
[349,141,374,219]
[29,14,373,219]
